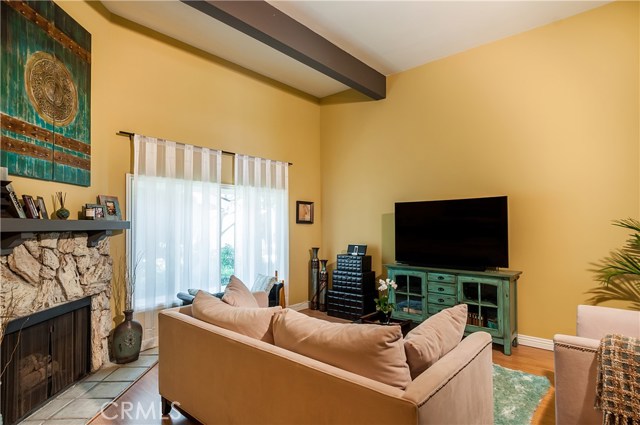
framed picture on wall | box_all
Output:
[98,195,122,220]
[296,201,314,224]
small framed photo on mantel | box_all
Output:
[36,196,49,219]
[98,195,122,220]
[84,203,106,220]
[296,201,314,224]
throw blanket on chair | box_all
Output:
[595,334,640,425]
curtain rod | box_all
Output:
[116,131,293,166]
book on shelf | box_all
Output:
[22,195,39,219]
[1,181,26,218]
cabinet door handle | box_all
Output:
[438,287,444,292]
[438,276,444,280]
[438,298,445,303]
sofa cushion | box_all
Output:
[404,304,467,379]
[222,275,259,308]
[192,291,281,343]
[272,309,411,389]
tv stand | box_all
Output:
[385,264,522,355]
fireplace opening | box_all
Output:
[1,297,91,425]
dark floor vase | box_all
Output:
[319,259,328,312]
[112,310,142,364]
[309,247,320,310]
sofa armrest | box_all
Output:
[553,334,601,425]
[176,292,195,306]
[402,331,494,424]
[577,305,640,339]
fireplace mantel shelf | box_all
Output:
[0,218,130,255]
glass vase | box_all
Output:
[55,207,70,220]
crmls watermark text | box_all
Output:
[100,400,181,421]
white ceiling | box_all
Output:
[102,1,611,99]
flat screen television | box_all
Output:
[394,196,508,271]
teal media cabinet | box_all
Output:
[385,264,522,355]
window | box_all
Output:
[127,135,289,350]
[220,185,235,287]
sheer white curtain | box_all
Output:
[234,155,289,301]
[131,134,222,349]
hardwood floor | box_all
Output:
[91,311,556,424]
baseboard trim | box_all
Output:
[518,334,554,351]
[288,302,309,311]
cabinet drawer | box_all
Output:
[427,293,456,306]
[427,273,456,283]
[427,282,456,296]
[458,275,502,285]
[427,304,452,315]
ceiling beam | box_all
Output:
[180,0,386,100]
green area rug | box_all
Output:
[493,364,551,425]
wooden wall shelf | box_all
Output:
[0,218,130,255]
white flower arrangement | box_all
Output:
[377,278,398,292]
[375,278,397,315]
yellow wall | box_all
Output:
[8,1,322,307]
[320,1,639,339]
[6,1,638,339]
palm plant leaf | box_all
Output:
[589,218,640,309]
[594,251,640,283]
[613,217,640,234]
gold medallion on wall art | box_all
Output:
[24,51,78,126]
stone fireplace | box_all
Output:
[0,232,114,371]
[0,216,128,423]
[1,297,91,424]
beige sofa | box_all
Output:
[158,305,494,424]
[553,305,640,425]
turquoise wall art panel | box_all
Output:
[1,0,91,186]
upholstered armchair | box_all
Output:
[553,305,640,424]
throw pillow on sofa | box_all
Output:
[222,275,260,308]
[252,274,277,294]
[192,291,281,343]
[272,309,411,389]
[404,304,468,379]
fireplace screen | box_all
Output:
[1,297,91,425]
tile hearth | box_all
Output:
[18,348,158,425]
